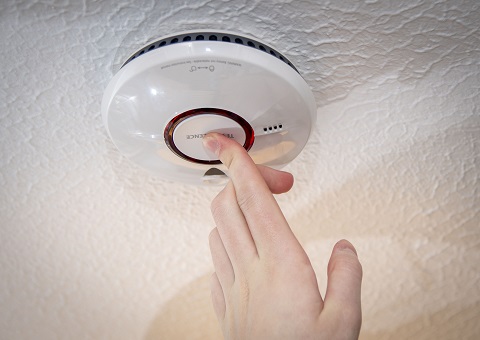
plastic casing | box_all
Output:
[102,34,316,185]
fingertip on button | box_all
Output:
[164,108,254,164]
[202,134,220,156]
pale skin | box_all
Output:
[204,133,363,340]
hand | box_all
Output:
[204,133,363,340]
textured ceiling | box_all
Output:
[1,0,479,339]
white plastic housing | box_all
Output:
[102,32,316,185]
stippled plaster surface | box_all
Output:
[0,0,479,339]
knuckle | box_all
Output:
[236,191,259,213]
[210,182,236,221]
[238,278,250,306]
[328,252,363,279]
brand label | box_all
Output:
[186,133,234,140]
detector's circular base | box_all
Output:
[101,30,316,185]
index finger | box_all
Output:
[203,133,300,256]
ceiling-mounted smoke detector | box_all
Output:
[102,30,316,185]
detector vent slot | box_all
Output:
[122,32,298,73]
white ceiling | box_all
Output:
[1,0,479,339]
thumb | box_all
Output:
[256,164,294,194]
[323,240,363,331]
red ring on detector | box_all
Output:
[164,108,255,165]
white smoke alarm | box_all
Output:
[102,31,316,184]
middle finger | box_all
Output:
[211,181,258,269]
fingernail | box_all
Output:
[203,134,220,156]
[334,240,358,256]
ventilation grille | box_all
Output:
[122,32,299,73]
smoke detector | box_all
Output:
[102,31,316,185]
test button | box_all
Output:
[164,108,255,164]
